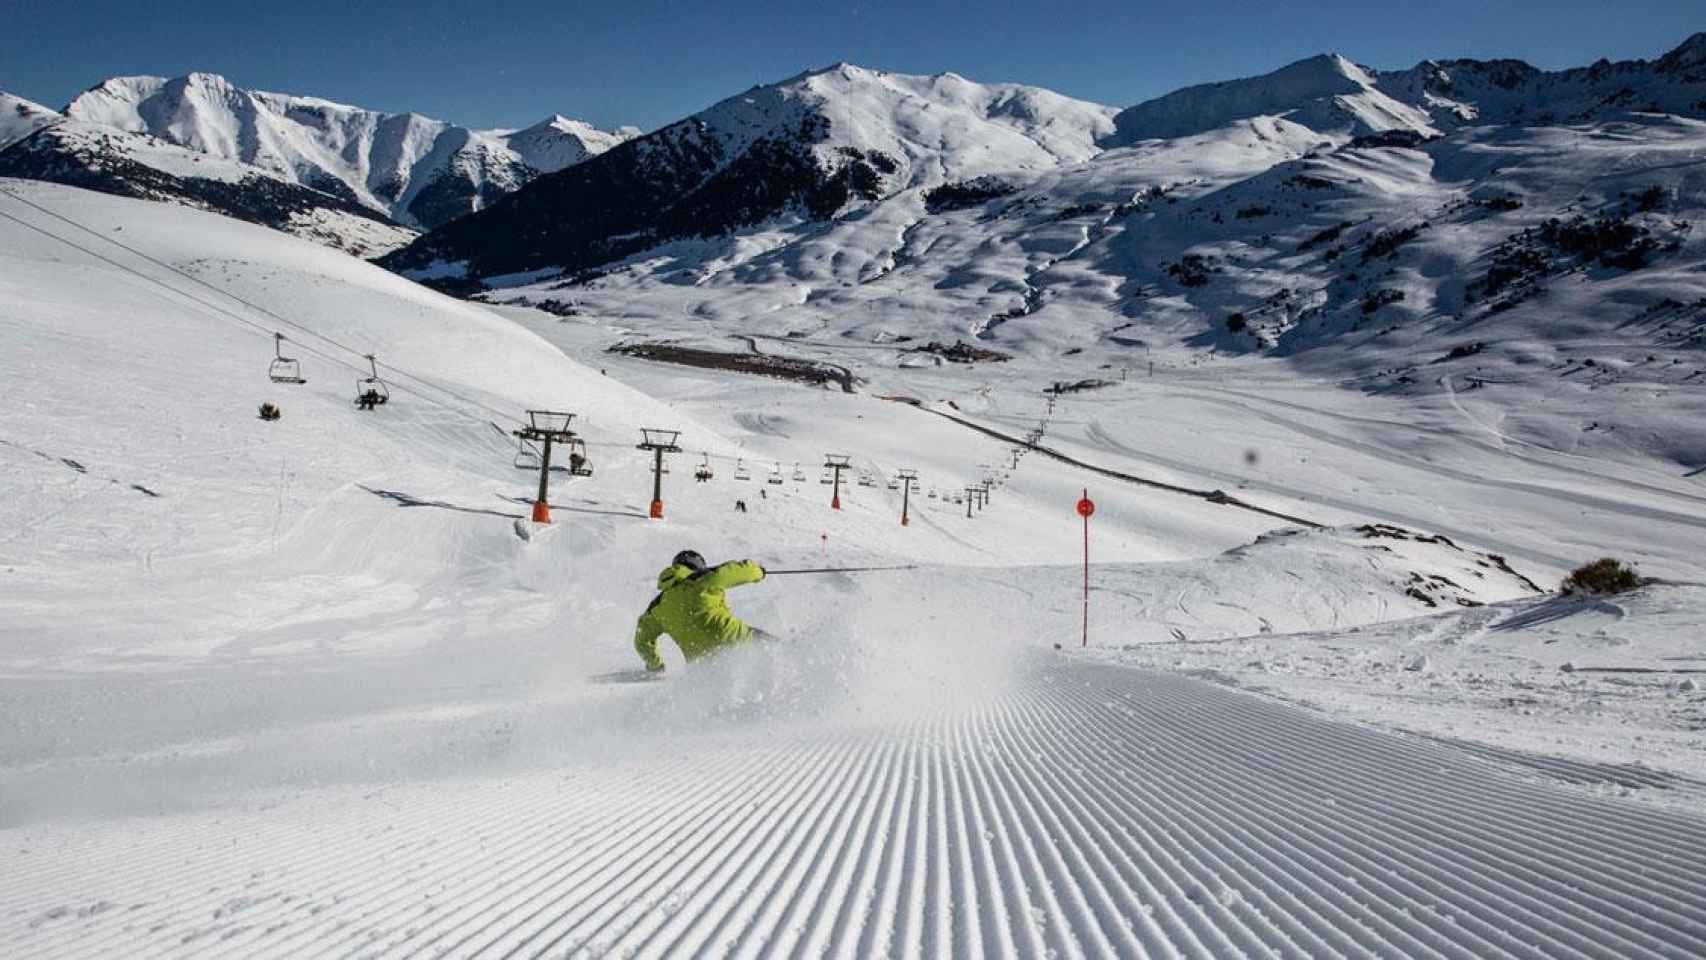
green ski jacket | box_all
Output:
[634,560,766,670]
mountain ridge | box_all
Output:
[1110,33,1706,144]
[381,63,1118,282]
[63,72,633,229]
[0,103,418,256]
[386,35,1706,288]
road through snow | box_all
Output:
[8,656,1705,959]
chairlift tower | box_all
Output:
[965,486,977,518]
[898,469,918,526]
[638,428,683,519]
[824,454,851,510]
[513,410,579,523]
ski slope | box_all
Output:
[4,181,1706,957]
[10,656,1706,958]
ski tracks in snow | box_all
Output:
[7,658,1706,958]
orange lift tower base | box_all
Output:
[824,454,852,510]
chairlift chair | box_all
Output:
[886,477,900,490]
[734,458,752,481]
[514,437,542,470]
[695,452,714,483]
[928,488,939,499]
[355,354,389,409]
[792,462,806,482]
[767,464,784,486]
[568,438,593,477]
[268,333,305,384]
[819,470,833,485]
[858,472,875,487]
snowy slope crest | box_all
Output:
[718,64,1117,183]
[0,92,60,151]
[0,114,417,256]
[499,115,635,174]
[1109,54,1438,145]
[65,73,632,229]
[1112,35,1706,144]
[618,62,1116,207]
[0,179,724,581]
[1376,33,1706,128]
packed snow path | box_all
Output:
[8,657,1706,959]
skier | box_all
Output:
[634,550,771,671]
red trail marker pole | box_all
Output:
[1077,489,1095,647]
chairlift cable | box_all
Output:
[0,188,523,427]
[0,207,370,381]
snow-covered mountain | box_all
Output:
[1109,32,1706,144]
[64,73,633,229]
[381,64,1118,282]
[501,114,639,174]
[0,103,416,256]
[1107,54,1439,144]
[431,35,1705,484]
[0,93,60,151]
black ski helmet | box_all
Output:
[672,549,707,572]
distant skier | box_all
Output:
[634,550,772,671]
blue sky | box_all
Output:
[6,0,1700,132]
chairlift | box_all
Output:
[268,333,305,384]
[355,354,389,409]
[819,470,833,485]
[928,488,939,500]
[734,458,752,481]
[767,464,784,486]
[568,437,593,477]
[791,462,806,482]
[695,452,714,483]
[514,436,542,470]
[886,477,900,491]
[953,494,964,505]
[858,472,875,488]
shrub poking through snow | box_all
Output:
[1432,341,1485,363]
[1163,254,1213,287]
[923,177,1017,213]
[1630,185,1667,213]
[1478,195,1524,212]
[258,402,281,421]
[1361,223,1425,263]
[1298,220,1353,252]
[1361,289,1406,315]
[1538,215,1657,269]
[1560,558,1642,595]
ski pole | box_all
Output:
[763,564,918,576]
